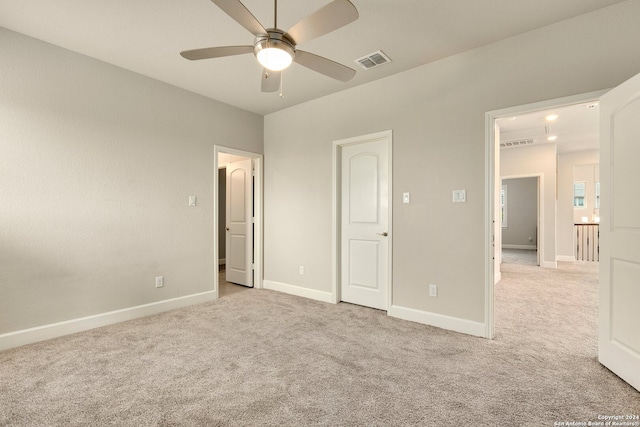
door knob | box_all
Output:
[377,232,388,237]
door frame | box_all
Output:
[332,130,393,308]
[214,145,264,297]
[484,89,607,339]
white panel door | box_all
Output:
[599,72,640,392]
[341,137,389,310]
[226,159,253,287]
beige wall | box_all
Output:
[264,1,640,326]
[0,28,263,334]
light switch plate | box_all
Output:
[189,196,197,207]
[452,190,466,203]
[403,192,410,204]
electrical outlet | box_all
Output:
[155,276,164,288]
[299,266,305,275]
[429,284,437,297]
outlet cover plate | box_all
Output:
[429,284,437,297]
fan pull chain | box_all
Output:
[279,72,284,98]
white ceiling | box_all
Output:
[497,102,600,154]
[218,152,249,165]
[0,0,626,115]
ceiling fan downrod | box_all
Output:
[274,0,278,29]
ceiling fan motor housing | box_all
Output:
[254,29,296,68]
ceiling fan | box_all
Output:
[180,0,359,92]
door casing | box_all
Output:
[332,130,393,308]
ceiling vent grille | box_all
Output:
[355,50,391,70]
[500,139,535,149]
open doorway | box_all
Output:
[500,176,540,267]
[214,146,264,298]
[484,90,606,339]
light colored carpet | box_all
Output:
[1,262,638,426]
[218,268,251,298]
[502,248,538,266]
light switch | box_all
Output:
[403,192,410,204]
[452,190,466,203]
[189,196,197,207]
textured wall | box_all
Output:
[0,28,263,334]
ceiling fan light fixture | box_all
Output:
[254,35,295,71]
[257,47,292,71]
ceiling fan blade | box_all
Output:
[261,69,281,92]
[180,45,253,60]
[285,0,358,45]
[294,50,356,82]
[211,0,266,37]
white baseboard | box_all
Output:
[502,244,537,250]
[494,271,502,284]
[0,291,217,351]
[263,280,333,304]
[388,305,486,338]
[556,255,576,262]
[542,261,558,268]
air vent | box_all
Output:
[500,139,535,149]
[355,50,391,70]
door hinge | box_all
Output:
[252,263,256,270]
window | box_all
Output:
[574,182,586,208]
[595,181,600,209]
[501,185,507,228]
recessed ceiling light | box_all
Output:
[545,114,559,121]
[547,135,558,141]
